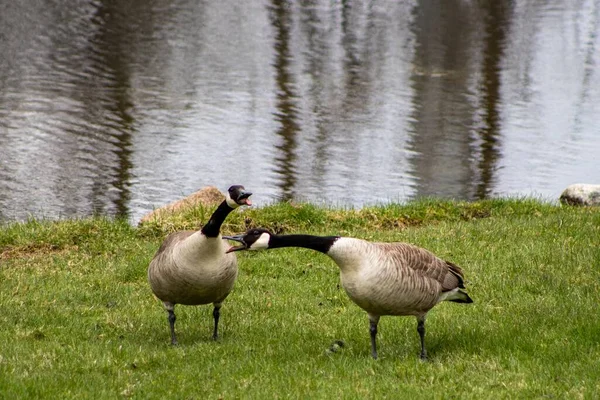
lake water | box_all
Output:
[1,0,599,224]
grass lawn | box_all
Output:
[1,199,599,398]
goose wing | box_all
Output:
[376,242,465,292]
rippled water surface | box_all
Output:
[1,0,599,223]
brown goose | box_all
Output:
[148,185,252,345]
[224,228,473,359]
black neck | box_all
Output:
[201,201,234,237]
[269,234,339,254]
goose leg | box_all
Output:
[368,314,380,359]
[417,315,427,360]
[164,302,178,345]
[212,303,222,340]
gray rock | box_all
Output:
[559,184,600,206]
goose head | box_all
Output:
[223,228,272,253]
[226,185,253,208]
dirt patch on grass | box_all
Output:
[0,243,78,260]
[139,186,224,225]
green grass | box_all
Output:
[1,199,599,398]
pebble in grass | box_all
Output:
[326,340,345,355]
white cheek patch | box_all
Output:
[250,233,270,250]
[225,192,238,208]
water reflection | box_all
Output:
[0,0,599,223]
[87,1,135,218]
[270,0,300,202]
[476,1,511,199]
[408,0,510,200]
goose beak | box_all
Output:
[238,191,252,206]
[223,235,247,253]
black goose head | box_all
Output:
[226,185,252,208]
[223,228,272,253]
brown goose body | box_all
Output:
[329,238,466,318]
[148,232,237,306]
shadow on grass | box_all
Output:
[425,322,532,362]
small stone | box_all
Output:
[559,184,600,206]
[327,340,345,353]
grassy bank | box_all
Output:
[1,199,599,398]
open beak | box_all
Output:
[222,234,247,253]
[238,191,252,206]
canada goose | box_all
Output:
[148,185,252,345]
[224,228,473,360]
